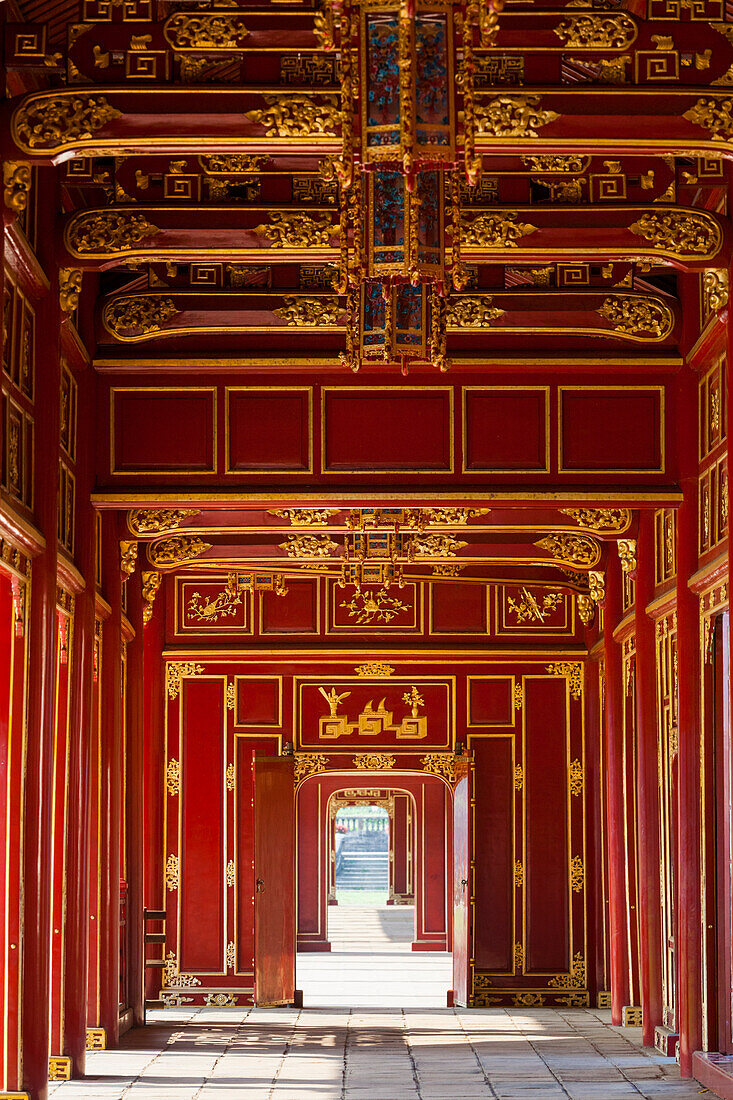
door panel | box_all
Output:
[254,756,295,1006]
[453,759,471,1006]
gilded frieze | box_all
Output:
[65,210,159,257]
[421,753,456,784]
[148,535,211,567]
[270,509,339,526]
[103,296,178,337]
[128,508,200,536]
[354,662,395,677]
[474,95,560,138]
[353,753,396,770]
[629,210,722,259]
[273,297,342,326]
[559,508,632,533]
[294,753,330,782]
[13,92,121,153]
[596,295,674,340]
[254,212,338,248]
[462,212,537,248]
[246,95,341,137]
[164,12,250,49]
[534,533,601,568]
[554,13,636,49]
[446,296,505,327]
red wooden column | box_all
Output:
[99,515,123,1049]
[20,186,60,1100]
[143,579,165,1005]
[62,371,95,1076]
[126,574,145,1027]
[604,548,630,1025]
[676,366,703,1077]
[584,656,604,1004]
[634,512,664,1047]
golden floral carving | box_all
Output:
[535,533,601,567]
[186,586,243,624]
[225,860,235,887]
[226,763,235,792]
[447,296,505,327]
[421,753,456,784]
[554,12,636,48]
[629,210,721,258]
[514,860,524,888]
[65,211,159,256]
[270,508,338,526]
[355,662,395,677]
[340,588,409,624]
[280,534,339,558]
[515,992,544,1006]
[569,758,584,796]
[200,154,264,174]
[514,942,524,970]
[314,4,335,50]
[166,758,180,797]
[704,269,729,314]
[205,992,238,1007]
[142,571,161,624]
[120,540,138,576]
[507,588,563,624]
[226,683,236,710]
[165,854,179,891]
[294,753,330,782]
[431,564,464,577]
[559,507,631,533]
[570,856,585,893]
[546,663,583,701]
[353,753,396,770]
[13,93,121,152]
[462,212,537,248]
[577,594,595,625]
[128,509,200,536]
[103,296,177,336]
[149,535,211,567]
[424,508,488,524]
[59,269,83,314]
[165,13,249,48]
[273,297,342,326]
[226,941,236,970]
[548,952,586,990]
[4,162,31,215]
[683,96,733,143]
[596,295,673,340]
[163,951,201,989]
[246,95,341,137]
[408,534,467,558]
[514,764,524,789]
[475,95,560,138]
[254,212,338,248]
[521,155,586,174]
[166,661,204,700]
[617,539,637,573]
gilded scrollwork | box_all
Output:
[165,13,250,49]
[273,297,342,326]
[294,753,330,782]
[165,854,179,891]
[446,296,505,327]
[166,758,180,797]
[596,295,673,340]
[554,13,636,48]
[246,95,341,137]
[703,269,729,315]
[475,95,559,138]
[407,534,467,558]
[683,96,733,143]
[546,663,584,701]
[148,535,211,567]
[128,509,200,536]
[570,856,585,893]
[142,571,161,624]
[120,540,138,576]
[353,753,396,770]
[59,269,83,314]
[629,210,722,258]
[270,508,338,526]
[462,212,537,248]
[617,539,637,573]
[421,753,456,784]
[205,993,238,1007]
[577,594,595,625]
[280,534,339,558]
[535,533,601,568]
[354,662,395,677]
[521,155,587,174]
[103,296,178,337]
[559,507,632,533]
[254,212,338,249]
[4,162,31,215]
[65,211,159,257]
[166,661,205,700]
[548,952,586,991]
[13,93,121,153]
[163,951,201,989]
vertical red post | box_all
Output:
[125,574,145,1027]
[676,367,703,1076]
[99,515,123,1048]
[584,658,603,1002]
[62,371,95,1076]
[143,581,165,1004]
[20,193,60,1100]
[604,548,630,1025]
[634,512,664,1047]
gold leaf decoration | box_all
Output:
[475,95,559,138]
[683,96,733,143]
[514,941,524,970]
[128,508,200,536]
[294,752,330,782]
[255,211,338,248]
[462,212,537,248]
[225,860,235,887]
[546,662,584,701]
[559,507,631,533]
[446,296,505,327]
[703,269,729,314]
[535,533,601,567]
[513,685,524,711]
[548,952,586,990]
[425,507,488,524]
[3,162,32,215]
[165,854,179,891]
[617,539,637,573]
[165,12,249,48]
[226,763,235,792]
[408,534,467,558]
[270,508,338,526]
[226,941,236,970]
[353,753,396,770]
[514,860,524,888]
[273,297,342,325]
[163,951,201,989]
[59,268,83,314]
[226,683,236,710]
[570,855,585,893]
[13,93,122,152]
[120,540,138,576]
[280,533,339,558]
[554,12,636,48]
[166,758,180,797]
[149,535,211,567]
[340,588,409,624]
[422,753,456,784]
[521,155,586,173]
[205,992,238,1007]
[166,661,204,700]
[513,764,524,789]
[596,295,673,340]
[103,295,178,337]
[142,571,161,624]
[65,211,159,256]
[354,662,395,677]
[514,992,544,1006]
[629,210,721,258]
[577,594,595,625]
[246,95,341,137]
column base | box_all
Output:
[48,1056,72,1081]
[0,1093,30,1099]
[86,1027,106,1050]
[622,1005,643,1027]
[654,1026,679,1057]
[597,991,611,1009]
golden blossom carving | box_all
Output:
[148,535,211,567]
[462,212,537,248]
[355,662,395,677]
[13,93,121,152]
[165,854,179,891]
[514,764,524,789]
[353,753,396,770]
[120,540,138,576]
[546,663,584,701]
[205,992,238,1007]
[225,860,235,887]
[163,951,201,989]
[447,296,505,327]
[294,753,330,782]
[270,508,338,526]
[475,95,560,138]
[340,588,409,624]
[246,95,341,137]
[506,587,563,624]
[59,269,83,314]
[104,296,178,337]
[629,210,721,258]
[408,534,467,558]
[226,941,236,970]
[521,155,586,174]
[166,661,204,700]
[559,507,632,533]
[186,586,243,624]
[142,571,161,624]
[3,162,31,215]
[128,508,200,536]
[596,295,673,340]
[280,534,339,558]
[548,952,586,990]
[683,96,733,143]
[570,856,585,893]
[255,212,338,248]
[704,269,729,314]
[66,211,159,257]
[166,758,180,797]
[554,12,636,48]
[421,753,456,784]
[273,297,342,326]
[165,12,250,48]
[514,860,524,888]
[535,533,601,567]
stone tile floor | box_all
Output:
[49,1007,711,1100]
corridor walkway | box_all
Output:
[50,1007,707,1100]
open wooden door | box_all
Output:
[254,756,295,1006]
[453,756,472,1007]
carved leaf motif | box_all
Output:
[128,509,200,536]
[13,93,121,152]
[149,536,211,567]
[629,210,721,258]
[462,212,537,248]
[66,211,159,256]
[554,12,636,48]
[246,95,341,137]
[165,13,250,49]
[535,533,601,567]
[273,297,343,326]
[254,212,338,248]
[683,96,733,142]
[446,296,506,327]
[596,295,673,339]
[104,296,178,336]
[475,95,560,138]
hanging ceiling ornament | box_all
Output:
[323,0,502,373]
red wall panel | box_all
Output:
[322,388,453,472]
[431,583,486,633]
[560,387,663,472]
[227,389,311,472]
[260,579,318,634]
[473,737,514,971]
[112,388,215,473]
[464,389,548,472]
